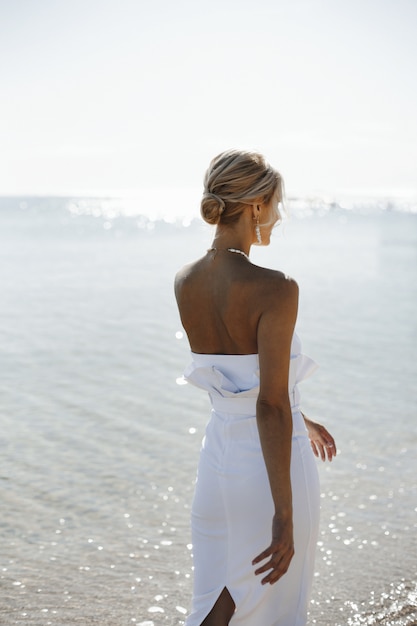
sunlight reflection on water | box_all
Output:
[0,197,416,625]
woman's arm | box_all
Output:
[251,276,298,586]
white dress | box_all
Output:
[183,333,320,626]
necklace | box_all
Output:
[208,247,250,261]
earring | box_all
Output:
[255,217,262,244]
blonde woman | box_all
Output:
[175,150,336,626]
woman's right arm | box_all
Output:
[252,276,299,586]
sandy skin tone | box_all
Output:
[175,194,336,625]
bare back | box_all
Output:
[175,251,296,356]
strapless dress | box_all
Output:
[183,332,320,626]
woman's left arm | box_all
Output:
[302,413,337,462]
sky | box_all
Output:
[1,0,416,200]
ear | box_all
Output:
[252,203,261,220]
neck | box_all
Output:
[211,229,252,258]
[211,206,256,255]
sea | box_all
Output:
[1,193,416,626]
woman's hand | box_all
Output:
[252,513,294,585]
[303,414,337,462]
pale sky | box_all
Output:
[1,0,416,199]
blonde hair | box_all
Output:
[200,149,283,225]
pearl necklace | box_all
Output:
[208,247,250,261]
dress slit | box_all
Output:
[200,587,236,625]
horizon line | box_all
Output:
[0,186,416,201]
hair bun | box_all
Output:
[204,191,226,212]
[200,191,226,225]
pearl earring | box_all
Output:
[255,217,262,244]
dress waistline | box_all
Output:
[209,387,300,414]
[209,390,307,437]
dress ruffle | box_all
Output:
[183,332,317,401]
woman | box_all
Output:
[175,149,336,626]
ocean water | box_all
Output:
[0,196,416,626]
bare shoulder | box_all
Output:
[251,264,299,307]
[174,261,189,291]
[254,267,299,353]
[174,258,202,294]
